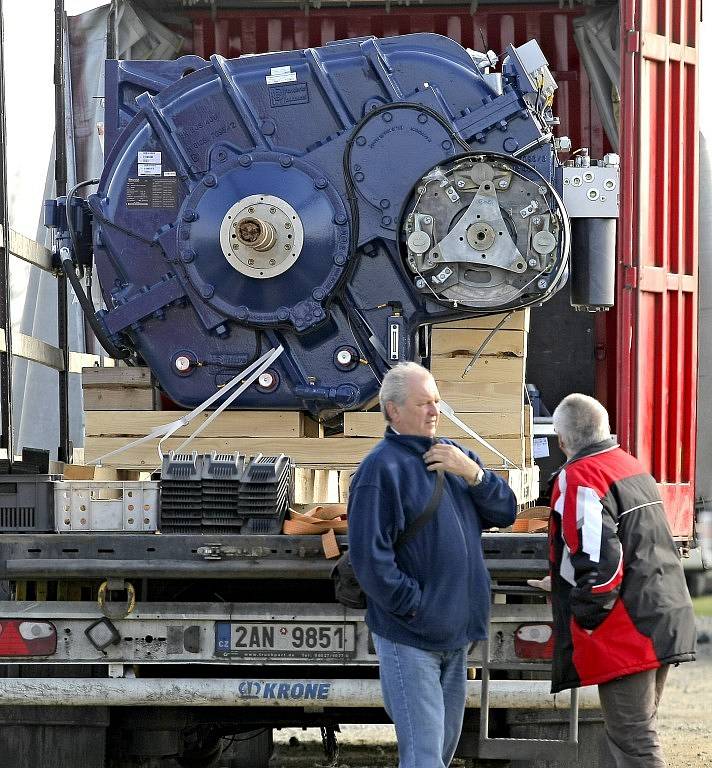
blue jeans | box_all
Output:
[373,633,469,768]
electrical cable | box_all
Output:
[59,248,131,360]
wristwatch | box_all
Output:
[470,465,484,487]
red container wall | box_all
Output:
[181,6,607,159]
[618,0,699,535]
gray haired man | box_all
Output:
[538,393,696,768]
[347,362,516,768]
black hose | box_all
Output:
[60,251,131,360]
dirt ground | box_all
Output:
[265,617,712,768]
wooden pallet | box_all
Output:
[80,311,538,505]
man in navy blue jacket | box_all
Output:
[348,362,516,768]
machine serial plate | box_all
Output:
[215,622,357,660]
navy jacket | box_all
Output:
[347,429,517,651]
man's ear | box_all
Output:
[385,401,397,423]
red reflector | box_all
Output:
[514,623,554,660]
[0,620,57,656]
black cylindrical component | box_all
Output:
[569,218,616,310]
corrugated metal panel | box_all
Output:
[182,5,606,156]
[618,0,699,535]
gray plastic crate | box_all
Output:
[0,475,57,533]
[54,481,159,532]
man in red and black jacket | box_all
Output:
[544,393,696,768]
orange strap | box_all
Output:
[282,504,349,535]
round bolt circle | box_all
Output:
[356,136,367,146]
[238,155,252,167]
[201,285,214,299]
[315,177,328,189]
[175,356,192,372]
[441,140,452,150]
[382,112,393,122]
[279,155,293,168]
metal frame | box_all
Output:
[478,585,580,761]
[0,0,13,460]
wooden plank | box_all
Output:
[83,388,156,411]
[344,410,523,438]
[6,228,54,272]
[431,329,527,358]
[12,332,64,371]
[436,309,530,332]
[437,381,522,412]
[82,366,152,388]
[430,355,524,384]
[312,469,340,503]
[85,410,312,438]
[524,405,533,437]
[84,436,526,469]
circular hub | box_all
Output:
[220,195,304,279]
[466,223,496,250]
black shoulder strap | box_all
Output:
[394,470,445,550]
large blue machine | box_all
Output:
[46,34,616,418]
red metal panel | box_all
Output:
[618,0,699,535]
[181,6,606,168]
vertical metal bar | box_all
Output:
[0,0,13,459]
[106,0,117,60]
[55,0,71,462]
[478,632,491,743]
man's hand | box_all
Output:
[423,443,483,485]
[527,575,552,592]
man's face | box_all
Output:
[387,371,441,438]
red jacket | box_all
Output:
[549,439,696,693]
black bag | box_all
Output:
[332,470,445,609]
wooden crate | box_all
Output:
[82,366,157,411]
[436,309,530,332]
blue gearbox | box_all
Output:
[54,34,573,417]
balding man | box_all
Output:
[347,362,516,768]
[544,393,696,768]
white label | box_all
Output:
[138,151,161,164]
[533,437,550,459]
[266,71,297,85]
[163,171,177,177]
[138,163,162,176]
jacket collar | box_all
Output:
[566,437,619,466]
[384,426,437,455]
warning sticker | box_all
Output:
[126,177,179,209]
[266,66,297,85]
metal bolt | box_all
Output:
[285,222,291,229]
[248,207,255,213]
[417,186,426,194]
[528,259,538,268]
[423,216,433,225]
[269,259,276,265]
[415,278,426,289]
[258,372,275,388]
[456,180,466,188]
[538,186,547,195]
[537,279,548,289]
[175,356,192,372]
[284,244,291,250]
[498,180,508,188]
[270,207,276,213]
[533,216,541,225]
[337,349,353,365]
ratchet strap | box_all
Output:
[283,504,349,535]
[89,345,284,466]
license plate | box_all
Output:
[215,621,357,660]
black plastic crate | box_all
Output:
[0,475,56,533]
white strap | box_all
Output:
[90,345,284,466]
[439,399,517,469]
